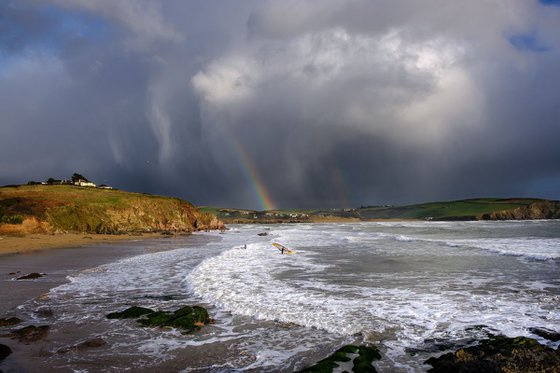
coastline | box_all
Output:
[0,232,182,256]
[0,232,219,316]
[1,222,558,371]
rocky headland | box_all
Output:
[480,200,560,220]
[0,185,224,238]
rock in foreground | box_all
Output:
[9,325,50,343]
[0,317,22,327]
[425,335,560,373]
[300,345,381,373]
[138,306,211,332]
[529,327,560,343]
[107,305,212,334]
[16,273,44,280]
[0,344,12,362]
[106,306,154,319]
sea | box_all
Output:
[12,220,560,372]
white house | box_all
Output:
[75,180,96,187]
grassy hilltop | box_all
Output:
[0,185,223,235]
[202,198,560,224]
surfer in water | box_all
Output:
[272,242,292,254]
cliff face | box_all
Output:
[480,201,560,220]
[0,185,224,235]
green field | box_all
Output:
[202,198,559,223]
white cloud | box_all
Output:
[193,27,477,144]
[192,55,258,106]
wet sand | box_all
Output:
[0,233,165,256]
[0,234,207,315]
[1,242,143,314]
[0,234,221,372]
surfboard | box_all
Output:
[272,242,295,254]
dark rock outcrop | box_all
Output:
[58,337,108,354]
[35,308,54,318]
[529,327,560,342]
[76,337,107,349]
[9,325,50,343]
[481,201,560,220]
[425,335,560,373]
[299,345,381,373]
[16,273,44,280]
[0,344,12,362]
[137,306,212,333]
[0,317,22,327]
[107,305,213,334]
[106,306,154,319]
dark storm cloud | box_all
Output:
[1,0,559,209]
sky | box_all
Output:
[1,0,559,210]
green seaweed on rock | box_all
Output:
[137,306,211,333]
[425,335,560,373]
[353,346,382,373]
[106,305,212,334]
[299,344,381,373]
[106,306,154,319]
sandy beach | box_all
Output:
[0,233,221,372]
[0,234,186,316]
[0,233,169,256]
[0,232,216,313]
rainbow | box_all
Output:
[330,165,351,208]
[229,138,276,211]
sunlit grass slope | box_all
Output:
[0,185,222,235]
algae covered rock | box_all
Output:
[138,305,211,333]
[300,345,381,373]
[106,306,154,319]
[10,325,49,342]
[0,317,22,327]
[425,335,560,373]
[107,305,212,334]
[58,337,108,354]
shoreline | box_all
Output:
[0,233,218,315]
[0,232,187,256]
[0,221,404,255]
[0,233,221,372]
[3,217,553,255]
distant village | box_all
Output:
[27,173,113,190]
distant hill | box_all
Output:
[355,198,560,220]
[201,198,560,224]
[0,185,224,235]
